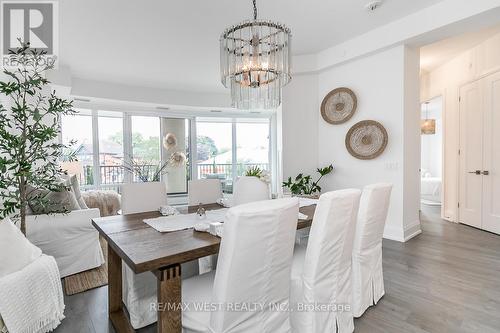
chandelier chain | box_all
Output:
[252,0,257,20]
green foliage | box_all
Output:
[131,133,160,162]
[196,135,218,161]
[282,164,334,195]
[245,166,263,177]
[0,42,75,234]
[109,131,160,162]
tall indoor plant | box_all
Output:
[0,42,75,234]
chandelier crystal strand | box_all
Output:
[220,1,292,109]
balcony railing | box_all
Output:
[79,163,269,193]
[197,163,269,180]
[79,164,159,186]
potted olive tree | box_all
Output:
[0,42,75,235]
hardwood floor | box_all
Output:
[55,206,500,333]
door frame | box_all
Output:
[420,94,446,218]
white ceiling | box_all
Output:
[420,24,500,72]
[60,0,442,93]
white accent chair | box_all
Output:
[120,181,199,329]
[232,176,270,206]
[0,219,65,333]
[188,179,223,206]
[26,208,104,278]
[290,189,361,333]
[351,183,392,318]
[182,198,299,333]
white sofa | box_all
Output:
[26,208,104,278]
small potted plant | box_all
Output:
[282,164,334,198]
[245,166,271,184]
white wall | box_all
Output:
[403,46,422,241]
[421,31,500,221]
[281,74,319,180]
[282,45,422,242]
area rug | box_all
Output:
[63,237,108,295]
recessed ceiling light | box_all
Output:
[365,0,383,12]
[210,110,222,113]
[156,106,170,110]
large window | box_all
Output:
[236,121,270,177]
[61,110,191,194]
[196,118,271,193]
[196,121,234,193]
[98,111,124,185]
[61,109,94,186]
[61,108,273,197]
[131,116,161,182]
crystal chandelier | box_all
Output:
[220,0,292,110]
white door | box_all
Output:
[482,71,500,234]
[459,81,483,229]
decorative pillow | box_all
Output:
[62,174,88,209]
[0,218,42,278]
[27,184,81,215]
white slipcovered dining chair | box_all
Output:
[182,198,299,333]
[121,181,168,215]
[120,181,199,329]
[232,176,270,206]
[188,179,223,206]
[290,189,361,333]
[188,179,223,274]
[351,183,392,318]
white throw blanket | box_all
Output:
[0,255,65,333]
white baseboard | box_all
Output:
[383,224,405,242]
[383,219,422,243]
[443,209,457,223]
[404,220,422,241]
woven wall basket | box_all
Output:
[345,120,388,160]
[321,87,357,124]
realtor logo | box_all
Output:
[1,0,58,67]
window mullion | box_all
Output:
[91,110,101,189]
[123,113,132,183]
[231,120,237,185]
[190,118,198,180]
[269,115,277,195]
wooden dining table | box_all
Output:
[92,203,316,333]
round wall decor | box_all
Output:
[321,87,357,124]
[345,120,388,160]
